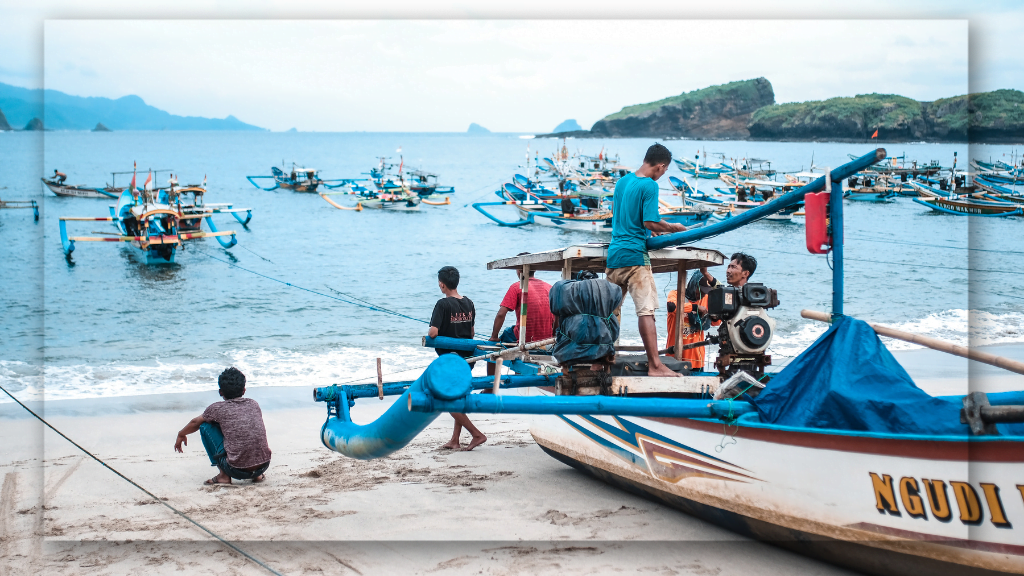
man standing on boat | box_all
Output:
[607,143,686,378]
[53,169,66,185]
[428,266,487,451]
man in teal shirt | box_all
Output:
[606,143,687,378]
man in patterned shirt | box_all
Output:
[174,367,272,485]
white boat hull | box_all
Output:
[515,206,613,232]
[42,179,120,199]
[529,393,1024,575]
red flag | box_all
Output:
[144,170,153,191]
[871,129,878,139]
[130,162,137,192]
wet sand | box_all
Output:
[1,345,1020,574]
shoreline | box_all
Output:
[4,342,1021,418]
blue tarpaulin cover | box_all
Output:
[750,316,1024,436]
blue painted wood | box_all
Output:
[647,149,887,250]
[408,390,755,420]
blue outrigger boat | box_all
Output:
[60,173,250,264]
[312,149,1024,575]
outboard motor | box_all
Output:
[707,283,779,379]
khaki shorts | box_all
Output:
[606,266,659,317]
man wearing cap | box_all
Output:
[174,367,272,485]
[606,143,687,378]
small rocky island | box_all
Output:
[23,117,43,131]
[467,122,491,134]
[92,122,111,132]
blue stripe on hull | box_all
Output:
[537,444,1004,576]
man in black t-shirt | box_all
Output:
[428,266,486,451]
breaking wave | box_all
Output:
[3,309,1022,403]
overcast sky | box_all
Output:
[1,2,1019,132]
[39,19,966,132]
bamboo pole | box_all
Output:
[675,263,684,361]
[465,338,556,363]
[800,309,1024,376]
[492,358,503,394]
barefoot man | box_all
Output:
[174,367,272,485]
[606,143,687,378]
[428,266,487,451]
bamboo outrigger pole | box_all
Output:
[800,309,1024,377]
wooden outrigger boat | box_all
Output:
[475,179,711,231]
[59,172,246,264]
[912,196,1023,217]
[247,164,353,192]
[41,168,171,199]
[0,195,39,220]
[312,149,1024,575]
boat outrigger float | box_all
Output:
[313,149,1024,576]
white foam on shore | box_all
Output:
[770,309,1024,358]
[3,309,1021,403]
[0,345,452,404]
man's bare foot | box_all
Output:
[463,434,487,451]
[441,440,461,450]
[204,472,232,485]
[252,474,265,483]
[648,363,682,378]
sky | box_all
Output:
[1,1,1020,132]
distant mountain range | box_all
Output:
[0,82,265,131]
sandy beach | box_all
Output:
[2,344,1021,575]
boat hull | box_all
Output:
[514,206,613,231]
[42,179,121,199]
[529,407,1024,576]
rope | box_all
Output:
[194,248,434,327]
[0,383,284,576]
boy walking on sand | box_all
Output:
[427,266,486,451]
[174,367,272,485]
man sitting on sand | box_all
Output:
[174,367,272,485]
[428,265,486,451]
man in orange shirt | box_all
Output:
[666,268,720,371]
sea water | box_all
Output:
[1,131,1021,401]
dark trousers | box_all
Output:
[199,422,269,480]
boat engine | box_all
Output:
[707,283,779,379]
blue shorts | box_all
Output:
[498,326,517,343]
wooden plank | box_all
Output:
[610,376,720,395]
[675,263,685,361]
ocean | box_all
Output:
[1,131,1022,402]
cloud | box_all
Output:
[41,19,968,132]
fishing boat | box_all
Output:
[0,196,38,220]
[912,196,1023,217]
[404,168,455,198]
[312,149,1024,576]
[247,164,353,192]
[59,171,242,264]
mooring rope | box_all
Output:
[0,383,284,576]
[194,248,493,340]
